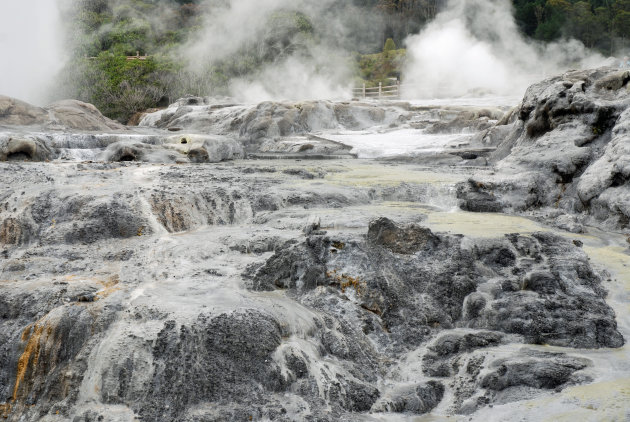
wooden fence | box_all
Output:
[88,52,149,61]
[352,81,401,99]
[126,52,148,61]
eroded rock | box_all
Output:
[457,67,630,230]
[251,220,623,350]
[0,136,52,162]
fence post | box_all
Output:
[362,83,366,98]
[378,82,382,98]
[396,80,400,98]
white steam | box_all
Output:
[180,0,353,102]
[403,0,605,99]
[229,48,352,103]
[0,1,66,105]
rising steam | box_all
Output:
[402,0,606,99]
[0,0,611,106]
[0,1,66,105]
[179,0,370,102]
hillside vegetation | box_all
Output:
[55,0,630,122]
[514,0,630,52]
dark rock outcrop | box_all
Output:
[423,331,504,377]
[250,219,623,350]
[0,74,626,421]
[367,217,440,254]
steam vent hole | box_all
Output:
[7,151,32,161]
[6,140,35,161]
[181,138,188,144]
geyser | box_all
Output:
[403,0,604,99]
[0,1,65,105]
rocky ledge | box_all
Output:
[1,94,505,164]
[0,157,625,421]
[457,67,630,232]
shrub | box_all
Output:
[383,38,396,52]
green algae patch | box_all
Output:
[583,245,630,290]
[324,164,465,187]
[425,212,551,238]
[533,378,630,422]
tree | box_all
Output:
[568,2,605,48]
[383,38,396,52]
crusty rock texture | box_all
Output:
[0,159,623,422]
[457,67,630,230]
[0,70,628,421]
[250,218,622,350]
[0,96,124,132]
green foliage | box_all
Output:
[357,48,405,87]
[513,0,630,53]
[60,0,630,122]
[383,38,396,52]
[58,52,176,122]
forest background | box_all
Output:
[59,0,630,122]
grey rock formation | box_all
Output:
[0,96,124,132]
[372,381,445,414]
[141,99,400,139]
[250,218,622,350]
[479,350,589,392]
[457,67,630,230]
[0,96,48,126]
[47,100,125,132]
[0,135,52,162]
[422,331,504,377]
[0,71,628,421]
[0,156,624,421]
[367,216,440,254]
[452,348,591,414]
[424,107,504,134]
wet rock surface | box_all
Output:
[250,219,622,349]
[1,159,623,421]
[1,73,629,421]
[0,93,511,165]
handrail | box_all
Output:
[352,81,401,99]
[87,51,149,61]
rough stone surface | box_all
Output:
[0,135,52,162]
[0,96,48,126]
[250,222,623,350]
[47,100,125,131]
[457,67,630,230]
[0,96,124,131]
[0,75,627,421]
[367,217,440,254]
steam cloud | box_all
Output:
[180,0,374,103]
[0,0,611,106]
[402,0,606,99]
[0,1,66,105]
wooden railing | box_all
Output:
[88,52,149,61]
[352,81,401,99]
[126,52,148,61]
